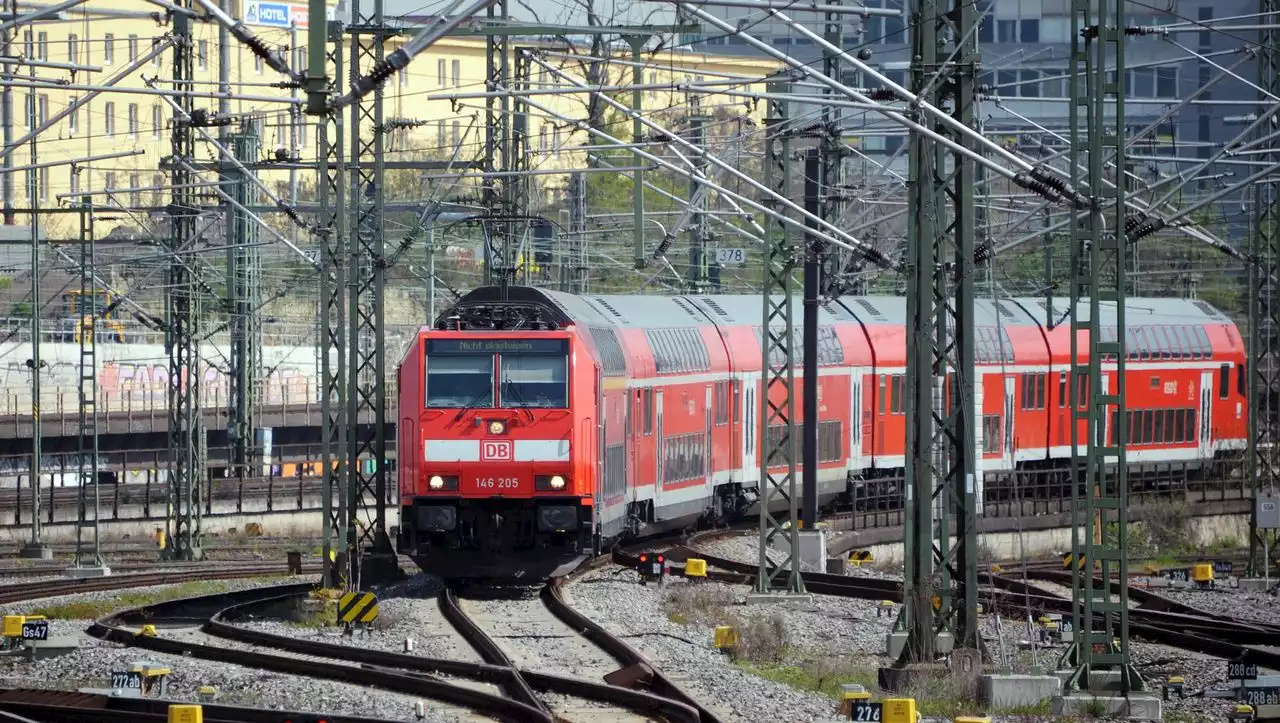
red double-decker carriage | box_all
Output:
[397,286,1247,580]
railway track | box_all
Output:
[0,687,405,723]
[91,578,713,723]
[0,564,318,604]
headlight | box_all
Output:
[536,474,568,491]
[426,475,458,491]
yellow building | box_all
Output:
[5,2,779,238]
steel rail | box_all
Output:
[206,590,701,723]
[0,565,308,604]
[438,586,549,716]
[541,578,728,723]
[0,688,400,723]
[89,583,552,723]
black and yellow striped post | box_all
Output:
[338,591,380,635]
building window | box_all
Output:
[104,102,115,136]
[103,33,114,64]
[69,170,79,197]
[128,34,139,61]
[151,38,162,67]
[198,39,207,70]
[22,31,32,60]
[152,104,162,138]
[68,96,78,133]
[451,59,460,87]
[451,120,460,144]
[68,34,78,65]
[437,119,444,146]
[1021,19,1039,42]
[1156,67,1178,98]
[254,53,263,74]
[36,32,46,61]
[38,167,48,203]
[127,103,138,137]
[152,173,163,205]
[130,172,140,209]
[437,58,445,87]
[105,172,115,193]
[37,95,47,126]
[1020,69,1040,98]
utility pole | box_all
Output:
[71,197,104,572]
[567,170,587,293]
[19,102,47,560]
[483,0,512,288]
[1247,0,1280,579]
[347,0,396,586]
[227,128,260,514]
[896,0,980,669]
[1063,0,1142,692]
[802,147,820,529]
[1,0,14,224]
[163,5,205,562]
[753,82,808,600]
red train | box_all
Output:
[396,286,1247,579]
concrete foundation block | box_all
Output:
[1239,578,1273,592]
[825,557,846,575]
[63,565,111,578]
[18,544,52,560]
[886,632,908,659]
[796,530,827,570]
[25,636,77,660]
[1053,669,1123,691]
[745,592,814,606]
[1052,694,1162,721]
[982,674,1061,709]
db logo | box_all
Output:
[480,440,513,462]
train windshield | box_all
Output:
[425,354,494,408]
[500,354,568,408]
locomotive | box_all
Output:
[396,286,1247,579]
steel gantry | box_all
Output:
[313,15,351,589]
[227,129,262,512]
[346,0,397,585]
[755,82,806,597]
[1063,0,1142,691]
[72,198,103,569]
[1248,0,1280,579]
[899,0,981,663]
[164,6,206,562]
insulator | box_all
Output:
[1124,213,1147,235]
[866,89,897,101]
[1017,173,1063,203]
[1081,25,1099,40]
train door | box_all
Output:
[1199,370,1213,457]
[848,375,863,472]
[1003,375,1015,469]
[741,375,757,485]
[655,390,665,510]
[625,392,634,494]
[705,385,714,493]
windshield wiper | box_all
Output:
[451,389,493,424]
[501,380,536,422]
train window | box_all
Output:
[1193,326,1212,359]
[1109,410,1119,445]
[1219,364,1230,399]
[1239,362,1248,397]
[1174,408,1185,442]
[1076,374,1088,408]
[982,415,1001,453]
[1185,408,1196,442]
[1058,372,1067,408]
[1125,410,1135,445]
[1164,409,1176,443]
[1172,326,1190,359]
[890,375,902,414]
[1151,376,1160,389]
[879,376,887,415]
[643,389,653,435]
[500,354,568,408]
[733,380,742,425]
[1157,327,1174,359]
[1035,373,1047,410]
[425,354,493,408]
[715,382,729,426]
[1154,409,1165,443]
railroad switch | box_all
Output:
[837,684,870,718]
[881,697,919,723]
[877,600,895,618]
[685,558,708,579]
[1229,704,1257,722]
[137,625,158,637]
[954,717,992,723]
[1162,676,1185,701]
[849,551,874,567]
[129,661,172,697]
[1192,563,1215,587]
[197,685,217,702]
[713,625,739,654]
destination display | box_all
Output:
[427,338,567,356]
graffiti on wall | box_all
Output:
[97,363,315,404]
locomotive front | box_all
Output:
[397,331,595,579]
